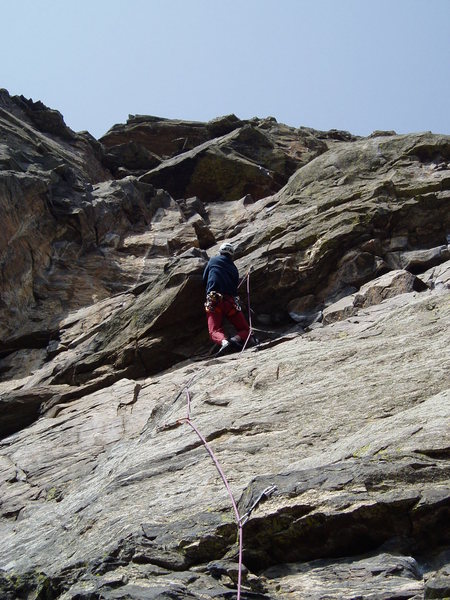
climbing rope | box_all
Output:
[154,366,277,598]
[179,386,244,599]
[239,268,254,353]
[175,381,277,599]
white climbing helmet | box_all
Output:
[219,242,235,257]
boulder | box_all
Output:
[287,294,320,326]
[100,113,244,159]
[419,258,450,290]
[354,269,428,306]
[322,294,358,324]
[323,269,427,324]
[425,564,450,599]
[386,244,450,272]
[139,125,289,202]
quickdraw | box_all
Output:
[205,292,243,314]
[204,291,223,313]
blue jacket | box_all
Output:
[203,254,239,296]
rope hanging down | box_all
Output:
[179,386,245,599]
[176,382,276,599]
[238,268,253,353]
[154,384,278,596]
[155,381,279,598]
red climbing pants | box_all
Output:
[206,295,250,345]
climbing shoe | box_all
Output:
[216,339,234,356]
[216,340,242,356]
[230,335,244,348]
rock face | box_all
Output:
[0,89,449,599]
[99,114,332,191]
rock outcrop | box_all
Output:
[0,89,449,599]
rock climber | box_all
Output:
[203,242,256,354]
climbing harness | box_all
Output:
[205,291,223,313]
[205,291,242,316]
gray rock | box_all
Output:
[419,258,450,290]
[0,289,448,599]
[323,269,427,324]
[425,564,450,599]
[386,245,450,272]
[322,294,358,324]
[263,553,423,599]
[1,91,450,599]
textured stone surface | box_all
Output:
[101,114,331,187]
[322,269,428,324]
[0,290,449,598]
[420,258,450,290]
[0,90,449,599]
[138,122,328,202]
[263,553,424,599]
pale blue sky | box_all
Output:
[2,0,449,139]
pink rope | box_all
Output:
[237,272,247,289]
[238,521,243,594]
[181,388,244,599]
[241,272,253,353]
[183,418,241,528]
[186,387,192,421]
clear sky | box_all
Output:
[2,0,449,139]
